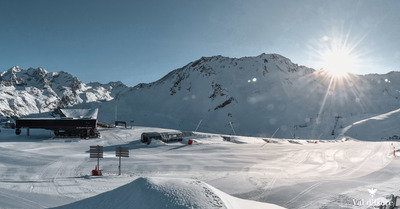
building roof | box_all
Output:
[60,108,98,119]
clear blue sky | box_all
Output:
[1,0,399,86]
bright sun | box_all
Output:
[322,48,355,77]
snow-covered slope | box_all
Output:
[342,107,400,140]
[75,53,400,139]
[0,66,129,117]
[0,127,397,209]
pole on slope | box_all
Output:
[261,128,279,148]
[118,155,121,175]
[317,133,323,140]
[229,121,236,135]
[114,99,118,124]
[116,147,129,175]
[195,119,203,132]
[289,130,295,139]
[270,127,280,139]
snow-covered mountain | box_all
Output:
[1,53,399,139]
[0,66,129,117]
[74,53,400,139]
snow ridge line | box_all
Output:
[340,107,400,137]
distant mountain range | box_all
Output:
[0,66,129,117]
[1,54,399,139]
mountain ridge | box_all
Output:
[1,53,399,139]
[72,53,399,139]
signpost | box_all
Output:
[115,147,129,175]
[90,145,103,175]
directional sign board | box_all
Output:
[116,147,129,157]
[90,145,103,158]
[116,146,129,175]
[90,145,103,175]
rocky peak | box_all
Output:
[0,66,129,117]
[0,66,25,87]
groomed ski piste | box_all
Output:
[0,109,400,209]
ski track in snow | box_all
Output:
[0,190,47,208]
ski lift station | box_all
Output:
[141,131,194,145]
[15,108,100,138]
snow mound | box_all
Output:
[53,177,283,209]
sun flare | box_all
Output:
[309,32,366,134]
[322,48,355,77]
